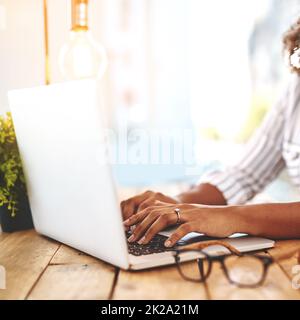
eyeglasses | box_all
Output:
[171,240,300,288]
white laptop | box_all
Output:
[8,80,274,270]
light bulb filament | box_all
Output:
[72,0,88,31]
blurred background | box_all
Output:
[0,0,300,199]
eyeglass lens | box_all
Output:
[177,257,210,281]
[224,255,265,286]
[176,252,266,286]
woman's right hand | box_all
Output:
[121,190,179,220]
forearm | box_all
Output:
[177,183,227,205]
[231,202,300,239]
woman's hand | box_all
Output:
[120,190,179,220]
[123,202,237,247]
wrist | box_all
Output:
[194,205,244,238]
[227,205,253,235]
[176,183,227,205]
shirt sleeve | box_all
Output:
[199,89,289,205]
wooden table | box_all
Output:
[0,230,300,300]
[0,185,300,300]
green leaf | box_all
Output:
[0,112,28,217]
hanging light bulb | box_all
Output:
[59,0,107,80]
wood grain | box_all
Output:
[0,231,9,242]
[27,263,116,300]
[268,240,300,280]
[27,243,117,300]
[0,230,59,300]
[1,230,300,299]
[50,244,103,265]
[113,264,208,300]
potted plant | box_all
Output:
[0,112,33,232]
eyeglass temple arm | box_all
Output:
[181,240,300,263]
[269,246,300,263]
[180,240,242,256]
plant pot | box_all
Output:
[0,191,34,233]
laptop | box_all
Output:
[8,80,275,270]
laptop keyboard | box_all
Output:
[126,232,172,256]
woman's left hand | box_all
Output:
[123,202,237,247]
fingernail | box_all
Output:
[164,240,172,247]
[128,235,135,242]
[138,236,146,244]
[124,219,130,226]
[130,225,136,232]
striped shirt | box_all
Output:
[200,74,300,205]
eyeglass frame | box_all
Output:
[171,248,274,288]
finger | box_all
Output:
[121,191,152,220]
[137,197,155,212]
[121,199,137,220]
[137,198,170,213]
[123,208,150,226]
[127,211,160,242]
[124,204,168,227]
[139,213,177,244]
[164,222,194,247]
[152,200,171,207]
